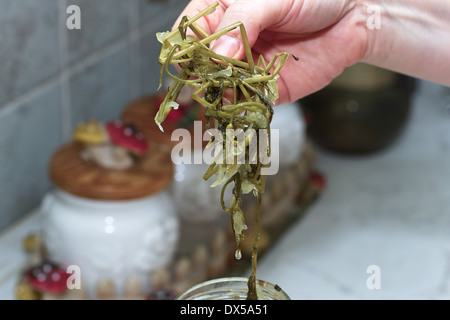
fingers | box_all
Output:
[172,0,295,60]
[171,0,227,35]
[211,0,292,60]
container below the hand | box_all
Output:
[175,277,290,300]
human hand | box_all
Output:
[173,0,368,104]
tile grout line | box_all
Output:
[129,0,141,100]
[58,0,72,141]
[0,6,183,119]
[0,76,61,118]
[127,1,188,98]
[133,1,188,94]
[0,38,130,119]
[139,2,186,38]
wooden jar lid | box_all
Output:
[121,94,211,149]
[48,142,174,201]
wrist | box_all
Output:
[352,0,380,64]
[356,0,450,86]
[357,0,398,67]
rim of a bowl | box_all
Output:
[175,276,290,300]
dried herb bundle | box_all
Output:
[154,1,297,300]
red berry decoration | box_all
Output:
[308,171,327,190]
[106,120,149,154]
[25,262,70,295]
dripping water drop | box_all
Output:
[235,249,242,260]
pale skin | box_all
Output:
[173,0,450,105]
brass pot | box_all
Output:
[300,64,416,154]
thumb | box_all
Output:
[211,0,291,60]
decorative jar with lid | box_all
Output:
[40,120,179,298]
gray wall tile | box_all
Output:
[139,0,185,27]
[69,44,130,128]
[139,32,163,96]
[0,0,192,233]
[139,19,179,96]
[0,85,63,232]
[138,0,200,96]
[0,0,59,107]
[66,0,131,65]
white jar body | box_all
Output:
[171,102,305,222]
[270,102,306,167]
[41,189,179,298]
[171,156,228,254]
[172,159,224,223]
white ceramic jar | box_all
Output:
[171,151,229,255]
[172,102,306,222]
[41,188,179,298]
[172,158,224,223]
[270,102,306,168]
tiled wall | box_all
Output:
[0,0,187,233]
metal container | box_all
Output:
[300,63,416,154]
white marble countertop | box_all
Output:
[1,79,450,300]
[254,80,450,299]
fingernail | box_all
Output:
[212,35,240,58]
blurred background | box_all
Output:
[0,0,185,232]
[1,0,450,300]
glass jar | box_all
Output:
[176,277,290,300]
